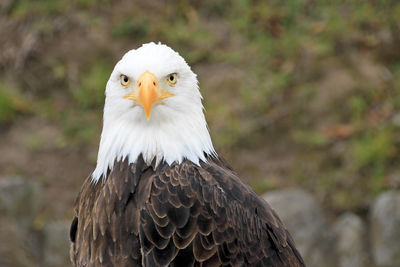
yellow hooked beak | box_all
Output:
[124,71,174,120]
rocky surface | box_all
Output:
[0,177,43,267]
[0,177,42,227]
[334,213,368,267]
[263,188,335,267]
[0,177,69,267]
[370,190,400,267]
[0,219,42,267]
[43,221,71,267]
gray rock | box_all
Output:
[0,177,42,226]
[0,177,43,266]
[263,188,335,267]
[43,221,71,267]
[0,218,42,267]
[371,190,400,267]
[334,213,368,267]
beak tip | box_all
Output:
[145,111,151,120]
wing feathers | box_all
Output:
[70,157,305,267]
[173,229,197,249]
[152,238,178,266]
[193,234,217,262]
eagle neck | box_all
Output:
[91,107,216,183]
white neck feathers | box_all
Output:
[91,102,215,182]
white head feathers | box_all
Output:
[92,43,216,182]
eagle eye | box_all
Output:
[120,75,130,86]
[167,73,177,85]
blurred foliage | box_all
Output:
[0,87,17,124]
[353,129,395,169]
[72,61,110,109]
[1,0,400,215]
[0,83,31,124]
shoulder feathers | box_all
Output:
[70,156,305,266]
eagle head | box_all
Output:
[92,43,215,182]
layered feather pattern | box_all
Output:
[70,156,305,267]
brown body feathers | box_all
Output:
[70,156,305,266]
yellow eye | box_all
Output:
[120,75,130,86]
[167,73,177,85]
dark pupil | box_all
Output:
[124,76,128,82]
[170,75,174,81]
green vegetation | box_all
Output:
[0,87,17,124]
[0,83,31,124]
[1,0,400,213]
[72,61,110,109]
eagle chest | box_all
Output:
[72,160,227,266]
[71,158,305,267]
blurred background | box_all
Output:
[0,0,399,266]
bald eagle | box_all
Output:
[70,43,305,267]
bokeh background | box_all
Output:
[1,0,400,266]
